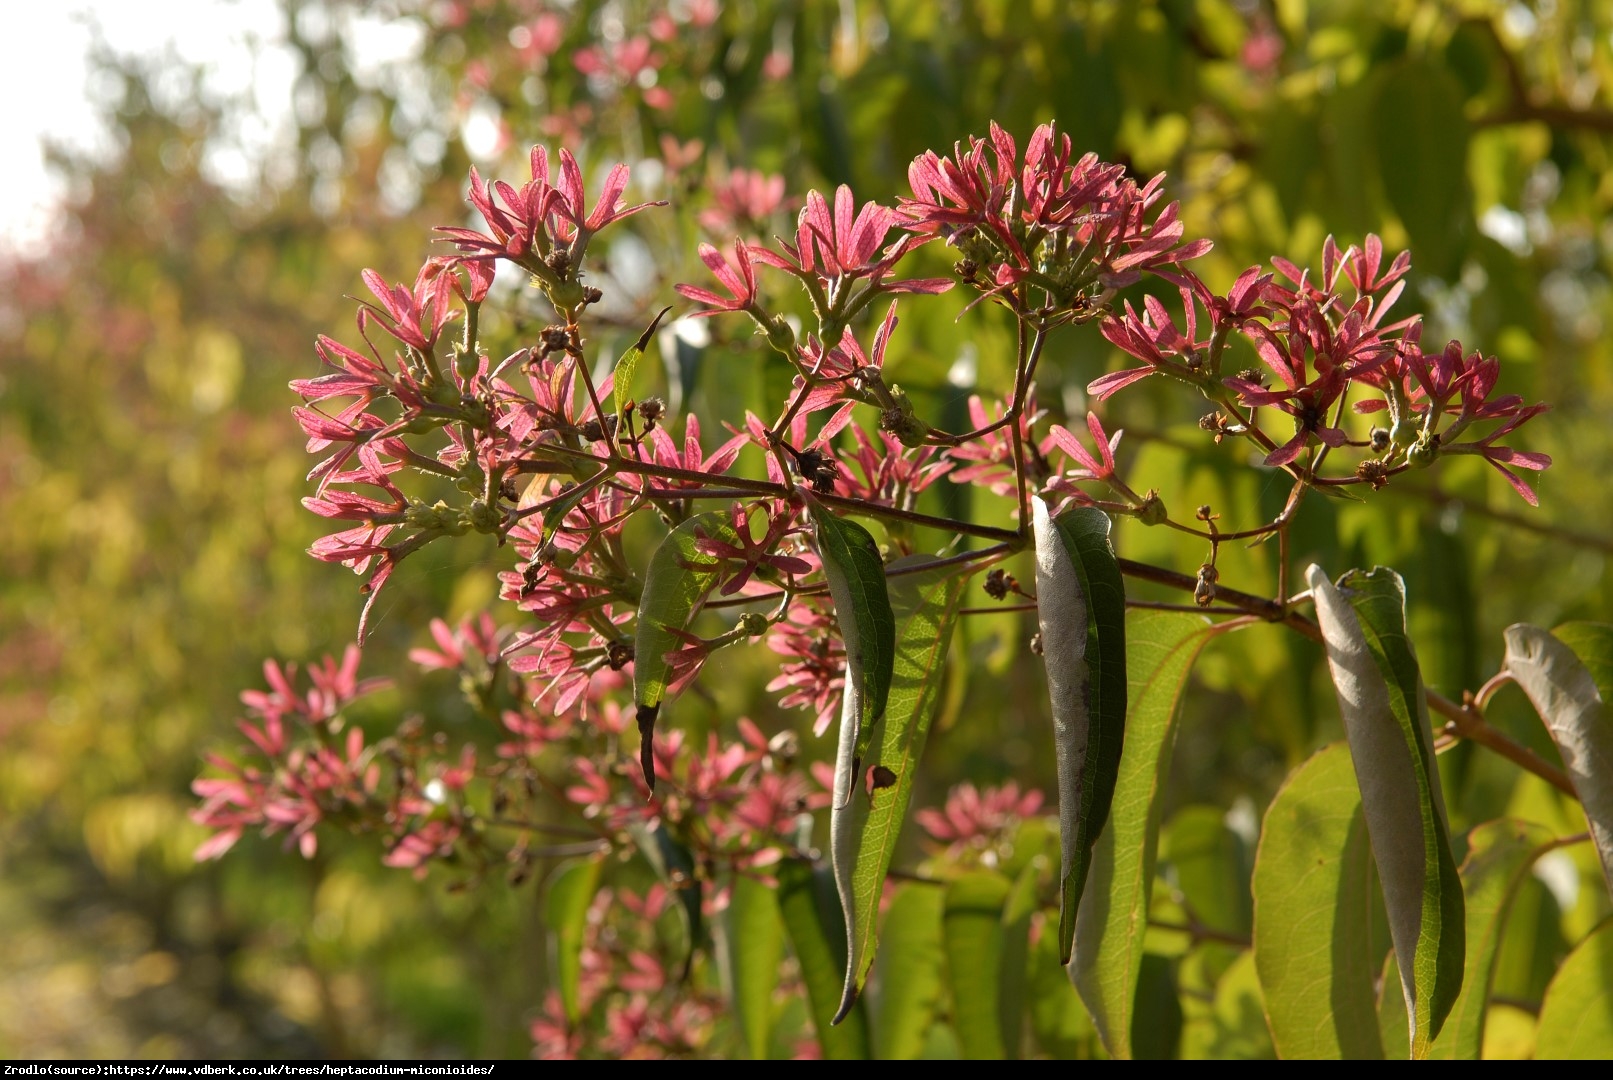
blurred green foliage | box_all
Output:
[2,0,1611,1058]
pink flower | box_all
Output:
[698,168,788,236]
[675,240,761,316]
[915,781,1045,852]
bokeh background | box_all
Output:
[3,0,1612,1059]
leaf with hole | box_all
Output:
[826,555,965,1022]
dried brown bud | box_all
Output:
[1356,458,1392,490]
[639,396,666,428]
[1194,563,1219,608]
[983,568,1016,601]
[578,414,621,443]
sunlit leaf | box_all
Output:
[1535,916,1613,1058]
[1503,623,1613,899]
[777,858,869,1059]
[827,556,965,1022]
[632,511,740,788]
[1307,564,1465,1057]
[545,857,603,1026]
[613,305,671,431]
[728,872,784,1059]
[1253,741,1385,1059]
[1072,610,1218,1058]
[1032,499,1127,961]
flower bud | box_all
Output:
[764,315,796,355]
[879,385,932,448]
[737,612,769,637]
[1405,437,1439,469]
[1136,490,1168,526]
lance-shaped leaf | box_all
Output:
[1503,623,1613,899]
[811,504,896,806]
[777,858,870,1059]
[1253,741,1385,1060]
[1307,564,1465,1058]
[632,511,741,788]
[727,872,784,1059]
[1072,610,1218,1057]
[612,305,671,432]
[1535,914,1613,1058]
[828,557,966,1022]
[545,857,603,1025]
[1032,498,1127,962]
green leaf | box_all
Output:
[1032,499,1128,962]
[1072,610,1218,1058]
[943,870,1012,1059]
[871,883,946,1060]
[1503,623,1613,900]
[1535,916,1613,1058]
[811,503,896,803]
[612,305,670,431]
[828,556,966,1021]
[1429,819,1561,1059]
[728,873,784,1059]
[632,511,740,787]
[1307,565,1465,1057]
[778,858,870,1059]
[545,857,603,1026]
[1252,741,1385,1059]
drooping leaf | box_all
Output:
[777,858,869,1059]
[1429,819,1561,1059]
[1534,915,1613,1058]
[728,872,784,1059]
[1252,741,1385,1059]
[632,511,741,788]
[943,870,1012,1059]
[828,556,966,1022]
[545,857,603,1026]
[1032,498,1127,961]
[1307,564,1465,1057]
[1072,610,1217,1057]
[871,883,946,1060]
[1503,623,1613,899]
[811,503,896,805]
[613,305,671,432]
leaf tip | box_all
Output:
[831,982,861,1026]
[635,702,660,793]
